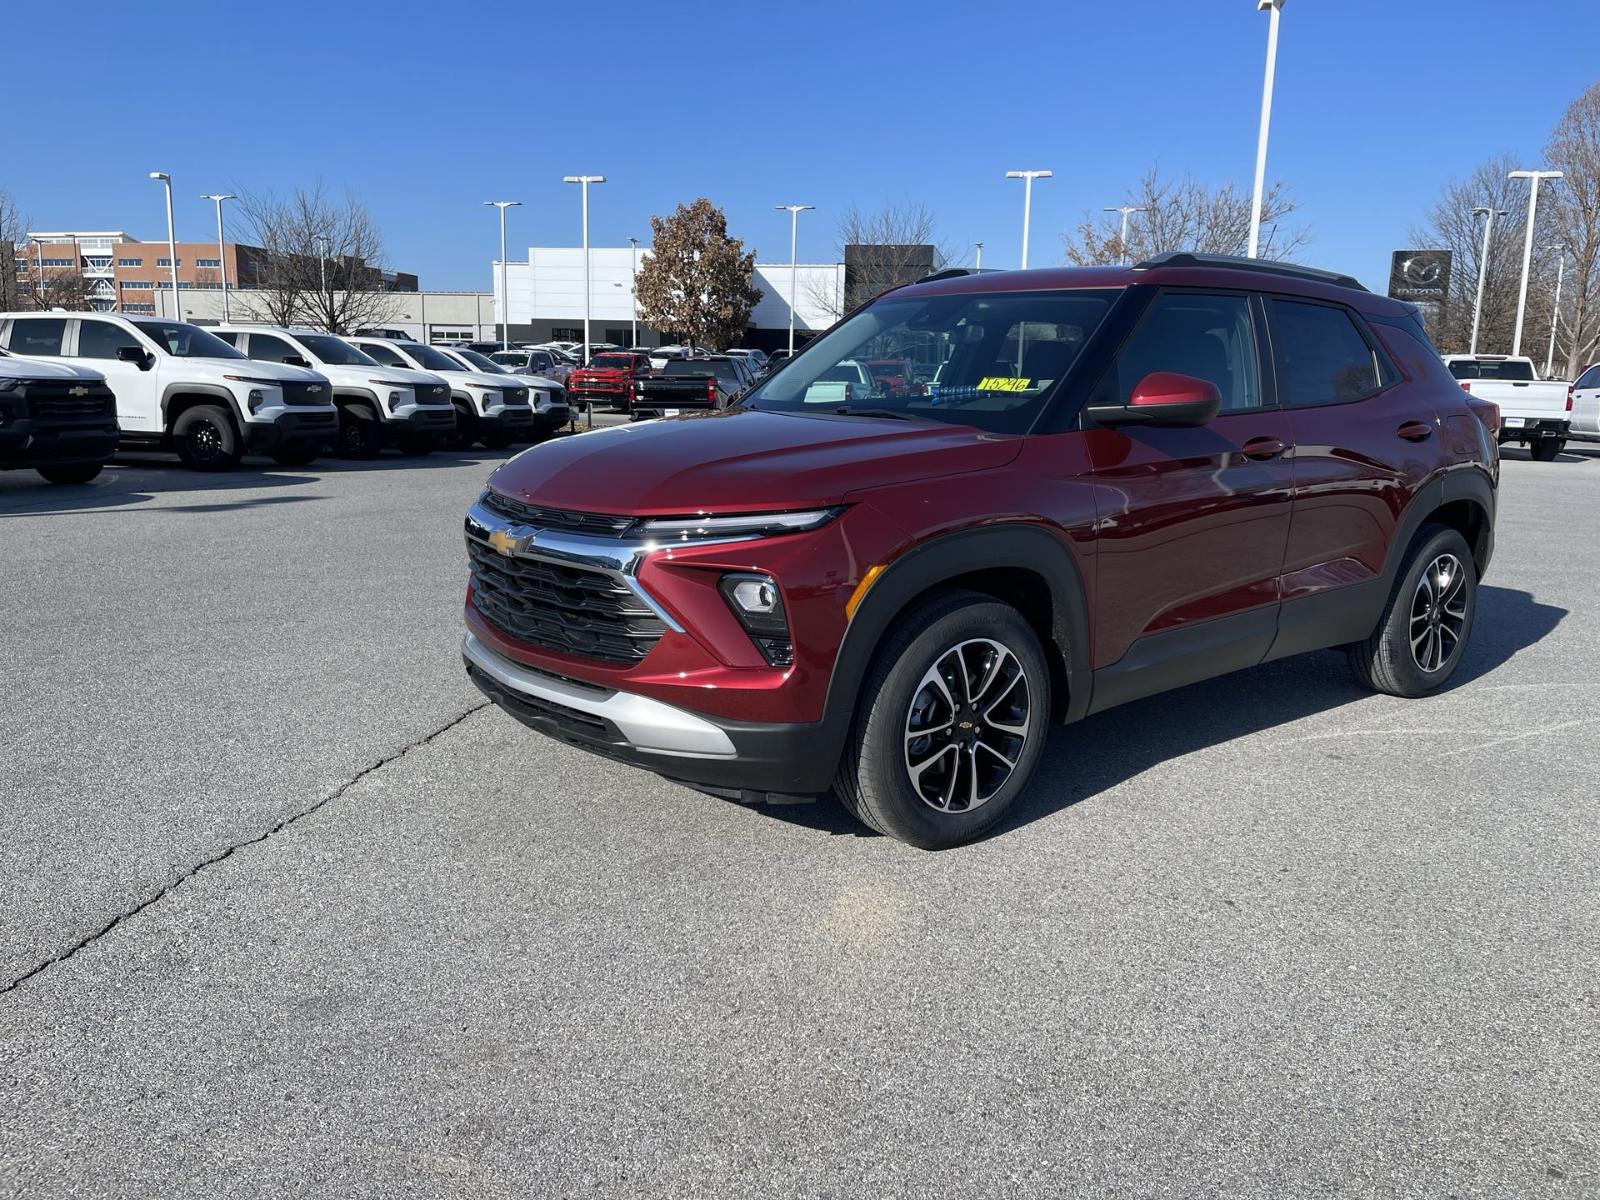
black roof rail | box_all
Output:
[1132,251,1367,292]
[914,267,981,284]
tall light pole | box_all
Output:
[1543,244,1567,378]
[484,200,521,351]
[1247,0,1285,259]
[562,176,605,362]
[627,235,639,347]
[1509,169,1563,356]
[1005,170,1052,269]
[974,242,983,270]
[200,193,236,321]
[1104,206,1145,264]
[149,172,178,319]
[315,235,331,330]
[1468,206,1508,355]
[775,204,814,354]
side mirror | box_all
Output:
[284,354,311,368]
[1087,371,1221,429]
[117,345,154,371]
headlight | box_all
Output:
[247,389,266,413]
[639,507,843,543]
[0,379,19,393]
[388,392,406,413]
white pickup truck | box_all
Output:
[1442,354,1570,461]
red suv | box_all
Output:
[462,254,1497,848]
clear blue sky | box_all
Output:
[9,0,1594,293]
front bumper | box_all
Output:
[0,418,119,469]
[243,408,338,452]
[464,632,831,795]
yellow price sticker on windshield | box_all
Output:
[978,376,1032,392]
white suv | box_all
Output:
[213,325,456,458]
[346,336,540,450]
[0,312,336,469]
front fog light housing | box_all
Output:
[720,572,793,667]
[388,391,405,413]
[247,388,266,414]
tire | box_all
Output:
[1347,524,1476,698]
[35,461,104,485]
[447,405,479,450]
[833,591,1052,849]
[270,446,320,467]
[1530,437,1565,462]
[337,403,383,460]
[173,404,243,471]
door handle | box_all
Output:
[1397,420,1433,442]
[1240,435,1287,460]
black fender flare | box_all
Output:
[160,383,245,431]
[822,523,1093,734]
[1379,466,1496,589]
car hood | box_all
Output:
[488,407,1023,515]
[202,357,325,382]
[358,367,449,391]
[0,356,105,382]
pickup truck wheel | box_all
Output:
[36,462,104,485]
[447,405,478,450]
[1347,524,1476,698]
[338,402,383,459]
[834,591,1050,849]
[1530,437,1565,462]
[173,404,242,471]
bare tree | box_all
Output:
[0,189,28,311]
[233,183,401,332]
[1063,167,1307,266]
[1409,154,1560,355]
[1546,81,1600,375]
[833,202,948,312]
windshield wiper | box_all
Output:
[831,406,917,421]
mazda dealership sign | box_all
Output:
[1388,250,1452,302]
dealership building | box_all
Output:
[498,247,847,351]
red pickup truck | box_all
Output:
[565,351,651,412]
[462,253,1498,848]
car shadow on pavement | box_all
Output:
[753,585,1567,844]
[0,463,318,518]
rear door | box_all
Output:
[1572,362,1600,436]
[1267,297,1439,657]
[1083,289,1294,682]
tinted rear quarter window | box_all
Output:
[1268,299,1385,406]
[248,333,300,364]
[77,320,144,359]
[8,318,67,355]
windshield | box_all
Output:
[130,319,246,359]
[452,348,508,373]
[741,288,1116,432]
[490,352,526,366]
[589,354,636,370]
[297,334,376,367]
[1447,358,1536,381]
[396,342,465,372]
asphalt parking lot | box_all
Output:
[2,439,1597,1198]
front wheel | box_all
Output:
[36,461,104,485]
[1347,524,1477,697]
[173,404,243,471]
[337,403,383,460]
[834,591,1051,849]
[447,405,479,450]
[1530,437,1565,462]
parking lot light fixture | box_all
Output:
[563,176,605,363]
[1543,244,1566,378]
[1469,206,1508,356]
[974,242,983,270]
[1104,206,1145,264]
[485,201,522,352]
[1509,170,1563,356]
[200,193,236,321]
[1247,0,1285,259]
[1005,171,1052,269]
[149,172,178,318]
[776,205,814,354]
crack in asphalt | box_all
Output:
[0,700,492,997]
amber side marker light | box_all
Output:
[845,565,886,621]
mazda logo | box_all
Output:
[1403,257,1442,286]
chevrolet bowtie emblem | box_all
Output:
[307,384,322,393]
[69,386,88,396]
[487,528,528,556]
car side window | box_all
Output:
[248,333,299,363]
[212,331,240,346]
[1096,291,1262,412]
[1575,363,1600,390]
[1268,299,1388,407]
[76,320,144,360]
[7,317,68,356]
[362,342,406,367]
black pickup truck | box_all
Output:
[631,356,750,419]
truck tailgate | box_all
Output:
[1460,380,1568,422]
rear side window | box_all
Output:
[7,318,67,356]
[1576,363,1600,390]
[248,333,301,364]
[212,331,240,346]
[1268,299,1388,407]
[1370,319,1459,390]
[77,320,144,359]
[361,342,407,367]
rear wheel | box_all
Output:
[338,402,383,459]
[173,404,242,471]
[1347,524,1476,697]
[36,461,104,485]
[1530,437,1565,462]
[833,592,1050,849]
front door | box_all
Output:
[1082,290,1294,701]
[73,317,161,434]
